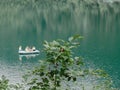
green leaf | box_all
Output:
[68,37,74,42]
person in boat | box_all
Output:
[32,46,36,51]
[25,46,36,52]
[19,46,22,51]
[25,46,31,52]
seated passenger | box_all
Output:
[19,46,22,51]
[32,46,36,51]
[25,46,30,52]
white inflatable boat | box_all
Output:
[18,50,40,55]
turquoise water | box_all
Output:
[0,4,120,88]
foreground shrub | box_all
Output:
[25,35,117,90]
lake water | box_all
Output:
[0,4,120,88]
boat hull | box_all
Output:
[18,50,40,55]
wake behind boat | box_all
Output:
[18,46,40,55]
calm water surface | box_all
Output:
[0,6,120,87]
